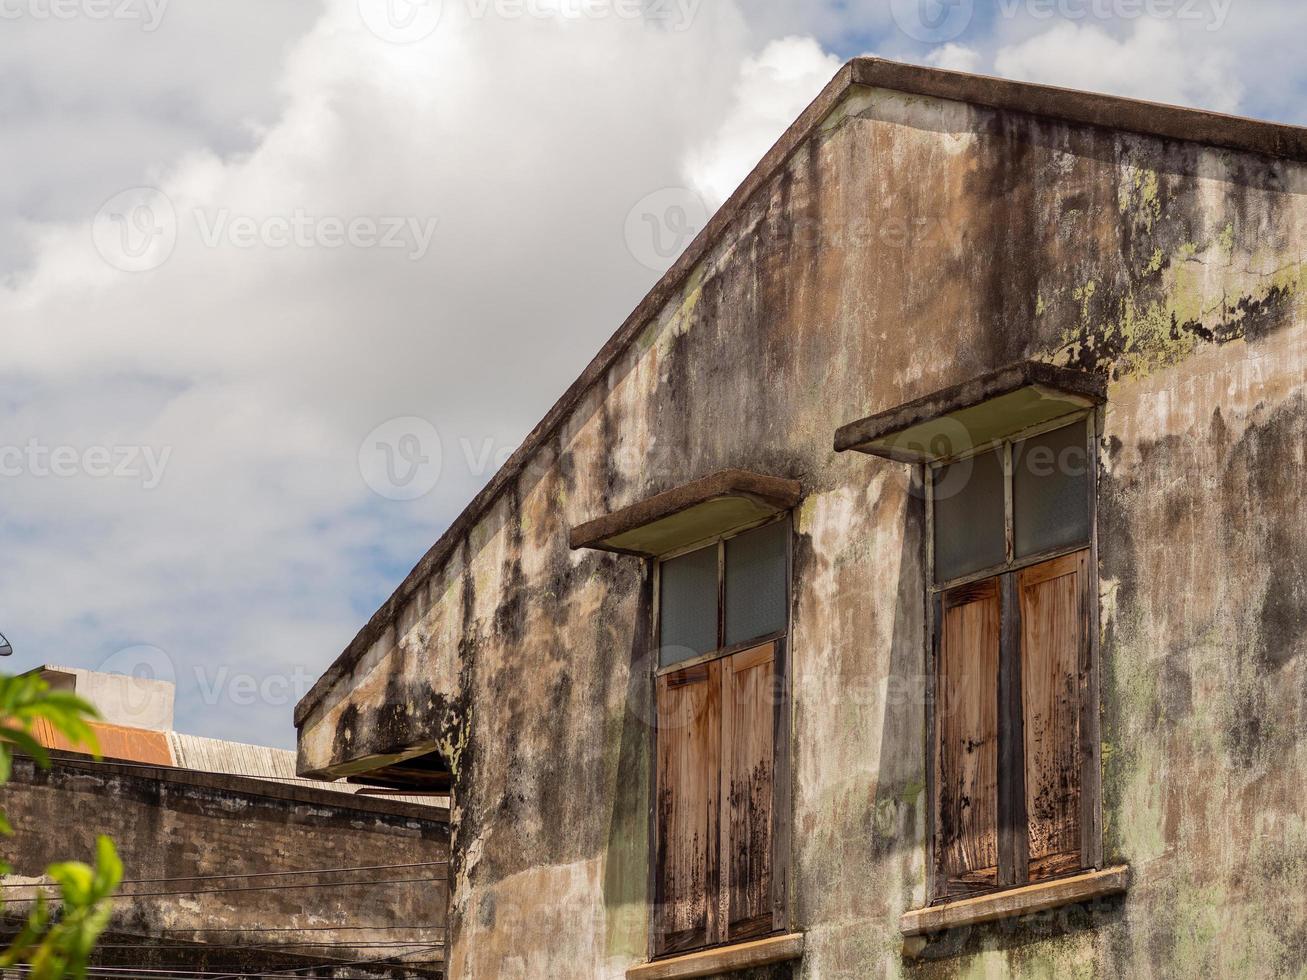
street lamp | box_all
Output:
[0,633,11,657]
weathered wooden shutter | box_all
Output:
[934,579,1001,899]
[721,643,776,942]
[1019,550,1088,880]
[656,641,783,954]
[654,660,721,955]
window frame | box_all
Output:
[647,512,794,958]
[924,410,1103,904]
[653,514,792,678]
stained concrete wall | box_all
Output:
[297,66,1307,979]
[4,753,449,969]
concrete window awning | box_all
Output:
[834,361,1106,464]
[569,469,802,558]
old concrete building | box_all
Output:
[5,668,449,977]
[295,59,1307,978]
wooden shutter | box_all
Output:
[934,579,1001,899]
[721,643,775,942]
[655,641,783,955]
[1019,550,1089,880]
[654,660,721,955]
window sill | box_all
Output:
[626,933,805,980]
[900,865,1131,938]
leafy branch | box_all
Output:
[0,672,122,980]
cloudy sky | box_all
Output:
[1,0,1302,748]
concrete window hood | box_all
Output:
[626,932,805,980]
[569,469,802,558]
[900,865,1131,944]
[834,361,1107,464]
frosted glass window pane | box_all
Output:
[1013,420,1091,558]
[934,448,1006,583]
[725,521,788,646]
[659,545,718,666]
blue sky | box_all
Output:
[1,0,1301,748]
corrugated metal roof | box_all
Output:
[167,733,442,806]
[167,732,300,779]
[33,718,172,766]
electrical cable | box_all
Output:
[2,943,445,979]
[2,875,446,903]
[0,861,445,890]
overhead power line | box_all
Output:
[3,943,445,980]
[89,942,443,951]
[153,926,446,935]
[0,860,446,890]
[3,874,445,903]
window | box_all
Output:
[927,415,1101,902]
[653,518,790,956]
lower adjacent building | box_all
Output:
[3,667,449,978]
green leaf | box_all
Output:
[93,838,122,893]
[0,671,118,978]
[0,726,50,769]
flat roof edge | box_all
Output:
[850,59,1307,163]
[17,750,449,824]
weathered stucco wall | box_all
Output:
[4,754,449,968]
[298,72,1307,979]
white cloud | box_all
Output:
[0,1,322,273]
[993,19,1242,113]
[8,0,1302,754]
[683,36,843,208]
[926,42,983,74]
[0,0,850,747]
